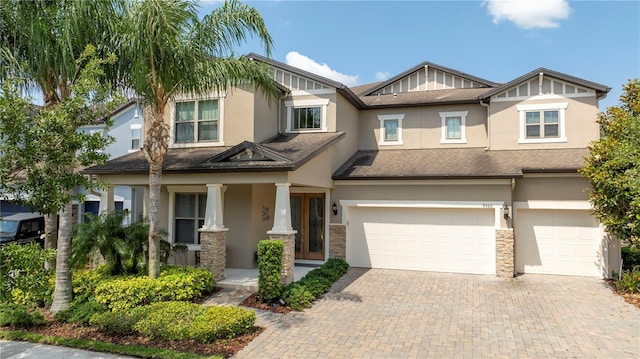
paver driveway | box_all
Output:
[236,268,639,358]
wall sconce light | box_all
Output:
[503,203,509,220]
[332,202,338,216]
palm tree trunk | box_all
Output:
[50,201,73,313]
[148,162,162,278]
[144,105,169,279]
[44,214,58,270]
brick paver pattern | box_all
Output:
[235,268,640,359]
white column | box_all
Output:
[267,183,297,235]
[202,184,227,231]
[98,187,115,214]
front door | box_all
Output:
[291,193,325,260]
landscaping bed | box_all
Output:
[2,321,261,358]
[605,279,640,310]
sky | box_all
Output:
[201,0,640,110]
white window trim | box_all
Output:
[517,102,568,143]
[170,94,225,148]
[285,98,330,133]
[128,124,142,153]
[440,111,468,144]
[378,114,404,146]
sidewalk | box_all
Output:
[0,340,136,359]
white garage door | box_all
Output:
[515,209,602,277]
[346,207,496,274]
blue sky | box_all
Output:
[201,0,640,110]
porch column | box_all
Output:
[98,187,115,214]
[267,183,297,285]
[199,184,228,280]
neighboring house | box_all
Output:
[85,54,618,281]
[77,100,145,224]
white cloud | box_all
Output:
[285,51,359,87]
[375,71,391,81]
[484,0,571,29]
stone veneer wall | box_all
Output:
[329,224,346,259]
[267,234,295,285]
[496,229,515,278]
[200,230,227,280]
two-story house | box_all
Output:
[86,54,618,281]
[78,100,145,224]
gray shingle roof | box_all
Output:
[85,132,345,175]
[361,88,491,107]
[333,148,589,180]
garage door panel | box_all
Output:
[515,209,602,277]
[346,207,496,275]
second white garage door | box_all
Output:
[515,209,602,277]
[346,207,496,274]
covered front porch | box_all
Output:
[217,266,316,291]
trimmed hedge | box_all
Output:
[257,240,283,303]
[94,266,214,311]
[282,258,349,311]
[91,301,255,343]
[0,303,44,328]
[54,299,107,326]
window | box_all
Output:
[130,124,142,150]
[440,111,468,144]
[174,193,206,244]
[174,99,219,143]
[285,98,329,133]
[293,107,321,130]
[517,103,568,143]
[378,114,404,145]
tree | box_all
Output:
[0,0,123,312]
[70,210,150,275]
[581,79,640,244]
[116,0,281,278]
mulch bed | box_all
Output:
[605,279,640,310]
[240,293,291,314]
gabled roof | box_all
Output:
[84,132,345,175]
[362,61,500,97]
[479,67,611,100]
[333,148,589,180]
[247,53,366,109]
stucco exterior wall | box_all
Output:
[224,87,256,145]
[489,95,599,150]
[514,176,591,202]
[357,104,488,150]
[334,94,361,170]
[252,89,278,143]
[250,183,277,267]
[289,147,336,188]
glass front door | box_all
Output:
[291,193,325,260]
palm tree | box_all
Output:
[0,0,123,312]
[116,0,281,278]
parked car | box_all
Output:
[0,213,45,247]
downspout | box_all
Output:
[480,98,490,150]
[277,91,290,135]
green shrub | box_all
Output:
[622,246,640,271]
[281,283,314,311]
[0,243,56,307]
[132,301,255,343]
[0,303,44,328]
[616,269,640,293]
[90,307,151,336]
[257,240,283,303]
[282,258,349,311]
[94,266,214,311]
[55,298,107,326]
[71,265,112,300]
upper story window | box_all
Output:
[174,99,219,144]
[285,98,329,133]
[130,124,142,150]
[174,193,206,245]
[440,111,468,144]
[378,114,404,146]
[517,103,568,143]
